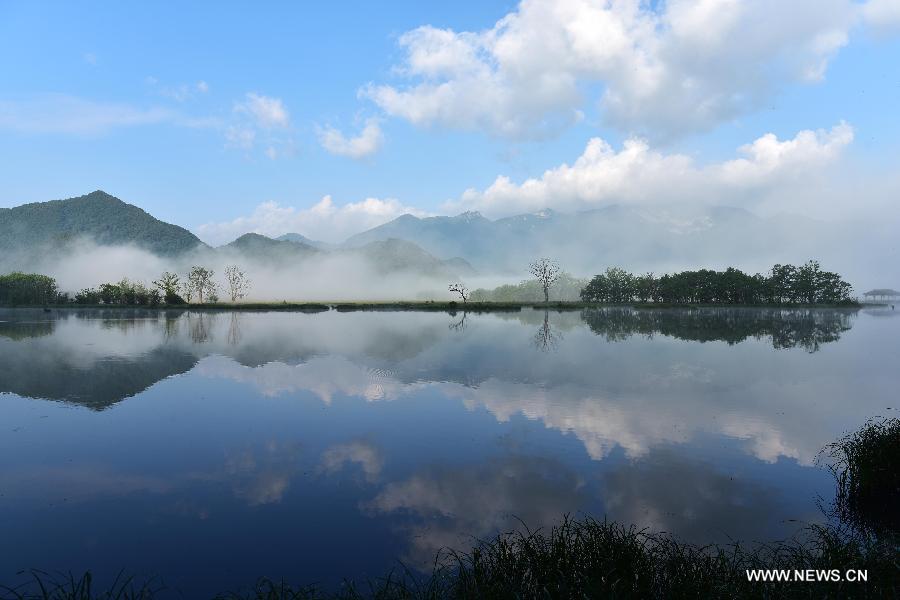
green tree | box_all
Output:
[187,266,216,304]
[0,272,58,305]
[153,271,185,304]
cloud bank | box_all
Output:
[448,122,854,217]
[363,0,876,139]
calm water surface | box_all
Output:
[0,307,897,597]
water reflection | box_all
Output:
[532,311,562,352]
[224,440,304,506]
[0,319,54,340]
[319,441,384,483]
[448,312,468,332]
[581,307,855,352]
[363,455,590,565]
[600,449,791,543]
[0,306,895,596]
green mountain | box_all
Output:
[0,190,205,256]
[222,232,320,263]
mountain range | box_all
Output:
[340,204,850,275]
[0,190,876,284]
[0,191,476,281]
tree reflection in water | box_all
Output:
[448,312,468,332]
[188,312,216,344]
[580,307,856,352]
[533,311,563,352]
[227,312,243,346]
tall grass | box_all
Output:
[0,570,160,600]
[819,417,900,536]
[4,520,896,599]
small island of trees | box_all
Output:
[580,260,854,305]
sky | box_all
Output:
[1,0,899,245]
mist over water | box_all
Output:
[2,238,492,301]
[3,201,898,300]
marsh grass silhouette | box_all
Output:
[3,519,896,599]
[819,417,900,537]
[0,570,161,600]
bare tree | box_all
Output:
[187,266,216,304]
[224,265,251,302]
[529,258,561,303]
[448,282,469,303]
[179,280,194,303]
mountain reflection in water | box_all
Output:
[0,306,895,597]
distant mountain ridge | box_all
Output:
[223,232,320,262]
[0,190,205,257]
[276,232,334,250]
[0,190,859,283]
[341,204,844,275]
[0,191,475,280]
[220,233,473,278]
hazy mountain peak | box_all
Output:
[276,232,332,250]
[0,190,205,257]
[225,232,317,252]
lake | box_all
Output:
[0,306,896,597]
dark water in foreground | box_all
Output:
[0,307,897,597]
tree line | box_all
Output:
[0,272,61,305]
[579,261,853,305]
[0,266,251,306]
[455,259,853,306]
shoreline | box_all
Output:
[0,300,866,312]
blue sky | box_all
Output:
[1,0,899,244]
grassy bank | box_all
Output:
[2,300,862,313]
[2,519,896,599]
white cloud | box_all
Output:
[147,78,211,102]
[0,94,174,135]
[225,93,293,158]
[236,92,291,129]
[225,126,256,150]
[364,0,860,139]
[317,118,384,159]
[319,441,384,481]
[194,195,428,245]
[448,122,854,217]
[862,0,900,35]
